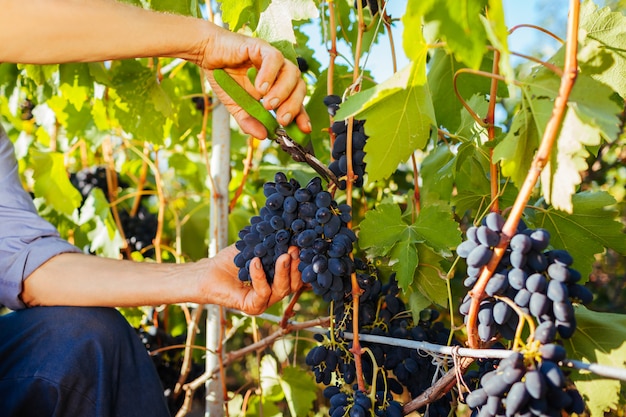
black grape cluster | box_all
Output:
[457,212,593,342]
[324,95,368,190]
[324,386,403,417]
[307,269,456,417]
[70,166,118,202]
[70,166,157,258]
[118,206,158,257]
[465,346,585,417]
[234,172,356,299]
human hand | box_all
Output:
[199,26,310,139]
[197,244,302,315]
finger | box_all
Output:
[287,246,303,293]
[243,40,284,95]
[293,106,312,134]
[268,252,293,305]
[275,79,307,126]
[263,62,300,111]
[233,114,269,139]
[247,257,272,313]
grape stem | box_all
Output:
[466,0,580,349]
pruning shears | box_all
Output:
[212,69,339,187]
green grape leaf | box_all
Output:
[413,204,462,257]
[420,144,455,205]
[540,109,602,213]
[359,203,457,298]
[257,0,318,44]
[414,245,449,307]
[481,0,513,82]
[388,233,420,291]
[420,0,489,70]
[217,0,270,32]
[334,62,436,184]
[260,355,285,402]
[580,1,626,99]
[402,0,429,84]
[109,60,173,144]
[30,150,82,216]
[359,203,407,256]
[564,306,626,417]
[279,366,317,417]
[528,191,626,282]
[492,98,552,188]
[59,64,93,112]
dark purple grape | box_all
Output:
[482,373,509,397]
[508,268,527,290]
[266,192,284,210]
[547,280,569,302]
[485,272,508,296]
[548,249,573,266]
[315,191,332,208]
[514,288,531,308]
[467,245,493,268]
[493,301,513,325]
[526,273,547,293]
[506,381,530,416]
[477,225,500,247]
[524,370,547,399]
[465,388,488,408]
[510,250,527,269]
[553,301,574,322]
[539,360,565,389]
[297,229,318,247]
[539,344,566,362]
[547,263,571,282]
[535,321,557,344]
[529,292,550,317]
[457,239,479,258]
[484,212,505,232]
[569,284,593,304]
[510,233,532,254]
[530,229,550,251]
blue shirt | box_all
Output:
[0,124,81,310]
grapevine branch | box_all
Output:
[466,0,580,349]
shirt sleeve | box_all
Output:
[0,125,82,310]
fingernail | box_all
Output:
[290,249,298,260]
[307,120,312,131]
[269,97,280,109]
[260,82,269,94]
[255,259,262,270]
[281,112,292,124]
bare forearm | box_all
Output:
[0,0,215,65]
[22,253,204,307]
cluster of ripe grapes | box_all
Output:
[306,269,456,417]
[457,212,592,342]
[70,166,157,257]
[324,95,368,190]
[234,172,356,300]
[324,386,403,417]
[464,345,584,417]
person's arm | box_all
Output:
[22,245,302,316]
[0,0,310,138]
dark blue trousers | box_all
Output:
[0,306,170,417]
